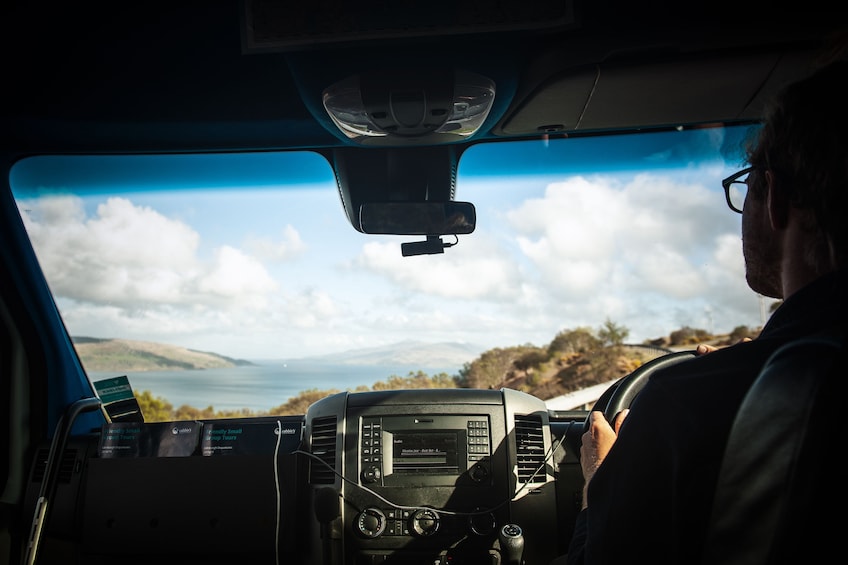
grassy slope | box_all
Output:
[73,337,254,372]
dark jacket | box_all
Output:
[566,269,847,564]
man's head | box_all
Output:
[742,59,848,298]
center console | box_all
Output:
[304,388,560,565]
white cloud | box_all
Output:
[20,194,279,312]
[197,245,277,306]
[507,174,728,298]
[244,225,306,261]
[467,172,761,343]
[634,244,706,298]
[274,288,341,329]
[352,238,523,300]
[505,174,737,294]
[20,196,201,304]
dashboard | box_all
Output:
[22,388,584,564]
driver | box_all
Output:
[565,58,848,563]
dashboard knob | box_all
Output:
[356,507,386,538]
[410,508,440,537]
[469,462,489,482]
[360,464,381,484]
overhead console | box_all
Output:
[304,388,561,565]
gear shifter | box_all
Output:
[498,523,524,565]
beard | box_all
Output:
[742,203,783,299]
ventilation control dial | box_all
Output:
[356,507,386,538]
[410,508,440,537]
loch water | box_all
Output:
[87,360,461,413]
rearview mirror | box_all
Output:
[359,202,476,235]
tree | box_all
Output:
[598,318,629,347]
[457,346,534,389]
[547,327,600,356]
[729,325,758,343]
[134,390,173,422]
[268,388,341,416]
[668,326,709,346]
[513,348,549,371]
[371,370,458,390]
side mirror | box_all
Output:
[359,202,476,235]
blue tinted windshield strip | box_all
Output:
[10,152,335,195]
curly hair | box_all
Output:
[746,59,848,270]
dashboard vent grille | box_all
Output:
[514,414,546,483]
[309,416,338,484]
[31,448,77,483]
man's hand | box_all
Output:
[580,409,629,509]
[696,337,751,355]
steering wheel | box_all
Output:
[582,350,697,434]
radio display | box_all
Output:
[388,431,459,474]
[360,415,489,486]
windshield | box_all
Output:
[10,125,775,419]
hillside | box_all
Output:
[73,337,254,372]
[103,322,760,421]
[293,339,486,368]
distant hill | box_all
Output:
[72,337,255,372]
[72,337,482,373]
[290,339,486,368]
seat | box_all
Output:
[701,332,845,564]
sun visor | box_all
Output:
[498,51,820,135]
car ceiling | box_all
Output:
[2,1,843,157]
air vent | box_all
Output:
[309,416,338,484]
[31,448,78,483]
[514,414,546,483]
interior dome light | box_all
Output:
[322,70,495,145]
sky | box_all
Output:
[10,125,779,362]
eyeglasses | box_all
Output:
[722,166,754,213]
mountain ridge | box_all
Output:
[285,339,486,368]
[72,337,255,372]
[73,337,484,372]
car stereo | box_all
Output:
[359,414,491,487]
